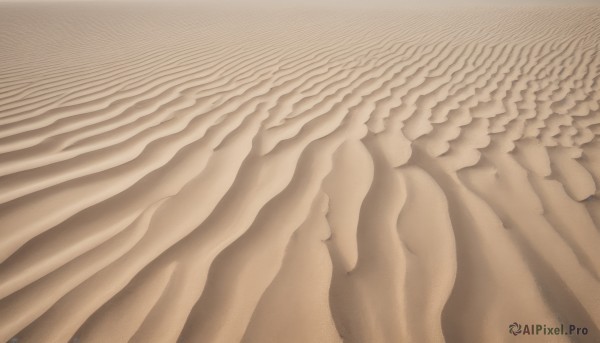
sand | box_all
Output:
[0,3,599,342]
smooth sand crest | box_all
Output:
[0,3,600,343]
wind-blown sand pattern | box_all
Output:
[1,4,600,342]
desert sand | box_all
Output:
[0,3,600,342]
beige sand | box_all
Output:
[0,3,599,342]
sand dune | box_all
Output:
[1,3,600,342]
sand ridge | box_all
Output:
[0,4,600,342]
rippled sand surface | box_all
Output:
[1,4,600,342]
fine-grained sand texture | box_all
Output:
[1,4,600,343]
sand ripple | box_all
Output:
[1,4,600,342]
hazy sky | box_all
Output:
[1,0,597,4]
